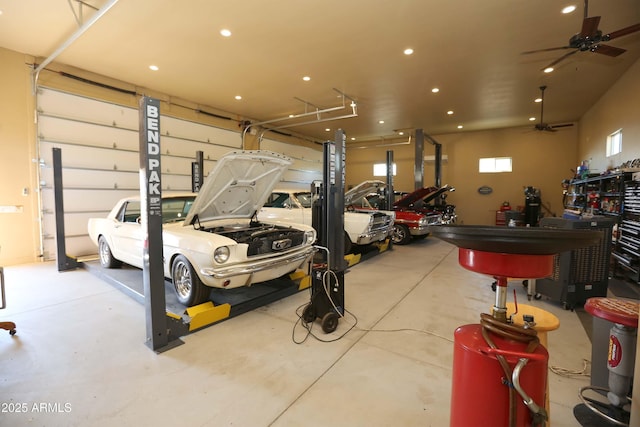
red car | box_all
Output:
[395,185,457,226]
[346,181,445,245]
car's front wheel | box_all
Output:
[98,236,122,268]
[391,224,411,245]
[171,255,210,306]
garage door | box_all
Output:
[36,87,321,261]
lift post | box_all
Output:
[139,96,183,352]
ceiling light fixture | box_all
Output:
[561,5,576,14]
[398,131,404,135]
[529,117,536,121]
[535,97,542,103]
[149,65,159,71]
[220,29,232,37]
[543,67,554,73]
[325,128,331,132]
[404,48,414,55]
[431,88,440,93]
[447,110,454,115]
[457,125,463,129]
[378,120,385,124]
[235,95,242,100]
[302,76,311,81]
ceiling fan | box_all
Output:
[533,86,573,132]
[523,0,640,70]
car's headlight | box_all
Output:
[214,246,230,263]
[418,217,428,226]
[305,230,316,245]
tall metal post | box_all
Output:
[414,128,425,190]
[434,142,442,188]
[386,150,394,210]
[139,96,179,352]
[52,148,78,271]
[192,150,204,192]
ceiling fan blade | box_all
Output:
[521,46,572,55]
[593,44,626,57]
[541,49,579,70]
[550,123,574,129]
[580,16,601,38]
[606,23,640,40]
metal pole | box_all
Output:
[52,148,78,272]
[414,129,424,190]
[386,150,394,210]
[139,96,179,352]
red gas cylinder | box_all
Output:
[450,323,548,427]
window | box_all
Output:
[373,163,397,176]
[479,157,512,173]
[607,129,622,157]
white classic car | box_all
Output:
[258,186,394,254]
[88,151,317,307]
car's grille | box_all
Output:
[370,212,393,231]
[243,229,306,256]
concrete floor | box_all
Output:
[0,238,597,426]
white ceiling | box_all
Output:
[1,0,639,143]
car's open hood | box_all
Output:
[184,150,292,225]
[394,185,453,207]
[345,180,386,205]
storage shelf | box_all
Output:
[611,178,640,284]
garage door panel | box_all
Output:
[38,88,139,129]
[39,115,138,151]
[40,140,139,172]
[162,116,241,149]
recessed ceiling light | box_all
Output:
[398,131,404,135]
[302,76,311,81]
[457,125,463,129]
[529,117,536,121]
[543,67,554,73]
[351,137,356,141]
[534,97,542,103]
[431,88,440,93]
[562,5,576,14]
[447,110,454,115]
[220,29,232,37]
[234,95,242,100]
[149,65,159,71]
[325,128,331,132]
[378,120,385,124]
[404,48,414,55]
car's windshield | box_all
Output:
[162,196,195,223]
[294,192,313,208]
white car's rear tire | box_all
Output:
[171,255,210,307]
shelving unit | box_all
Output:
[612,180,640,284]
[563,172,630,217]
[563,171,640,285]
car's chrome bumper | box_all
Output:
[355,225,392,245]
[200,247,315,281]
[409,225,431,236]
